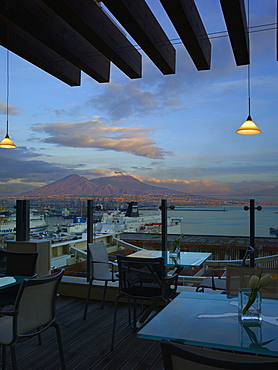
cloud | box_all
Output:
[0,146,94,196]
[0,147,71,183]
[33,120,172,159]
[133,175,278,196]
[42,103,83,119]
[85,169,108,176]
[0,102,23,116]
[86,80,184,121]
[130,166,154,171]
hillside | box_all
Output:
[19,173,190,197]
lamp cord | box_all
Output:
[248,64,250,117]
[6,47,9,135]
[6,1,10,136]
[247,0,251,118]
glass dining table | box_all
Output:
[129,250,211,273]
[137,291,278,357]
[0,275,29,289]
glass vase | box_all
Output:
[169,247,180,258]
[238,288,262,323]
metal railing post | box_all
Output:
[87,199,94,281]
[161,199,167,259]
[244,198,262,267]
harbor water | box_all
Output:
[168,205,278,238]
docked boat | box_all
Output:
[0,213,48,235]
[59,216,87,234]
[269,227,278,236]
[94,202,182,234]
[61,208,72,219]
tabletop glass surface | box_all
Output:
[165,252,211,267]
[0,275,28,289]
[130,250,211,267]
[137,291,278,356]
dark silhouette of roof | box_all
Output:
[0,1,252,86]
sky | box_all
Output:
[0,0,278,199]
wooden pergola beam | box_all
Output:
[160,0,211,71]
[0,15,81,86]
[102,0,175,75]
[0,0,111,83]
[42,0,142,79]
[220,0,250,66]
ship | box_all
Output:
[55,211,103,235]
[0,212,48,235]
[94,202,182,235]
[269,227,278,236]
[58,216,87,234]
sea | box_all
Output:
[168,204,278,238]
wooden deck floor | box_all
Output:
[2,295,163,370]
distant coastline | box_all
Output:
[0,194,278,208]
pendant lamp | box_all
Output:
[0,4,16,149]
[235,66,262,135]
[236,0,261,135]
[0,133,17,148]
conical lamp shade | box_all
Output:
[236,115,262,135]
[0,134,17,148]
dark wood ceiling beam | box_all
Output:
[0,15,80,86]
[102,0,175,75]
[42,0,142,79]
[0,0,111,83]
[220,0,249,66]
[160,0,211,71]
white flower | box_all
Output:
[259,273,273,287]
[249,275,260,290]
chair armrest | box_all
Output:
[108,261,118,266]
[108,261,118,274]
[161,273,179,299]
[163,273,179,281]
[209,268,226,290]
[211,268,226,279]
[90,260,110,265]
[90,260,118,273]
[163,273,179,288]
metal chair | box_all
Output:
[0,249,38,277]
[196,267,227,292]
[83,241,118,319]
[196,246,255,293]
[0,249,38,307]
[0,269,66,370]
[160,339,278,369]
[111,255,178,350]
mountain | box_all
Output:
[19,174,97,197]
[19,173,191,197]
[89,173,188,196]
